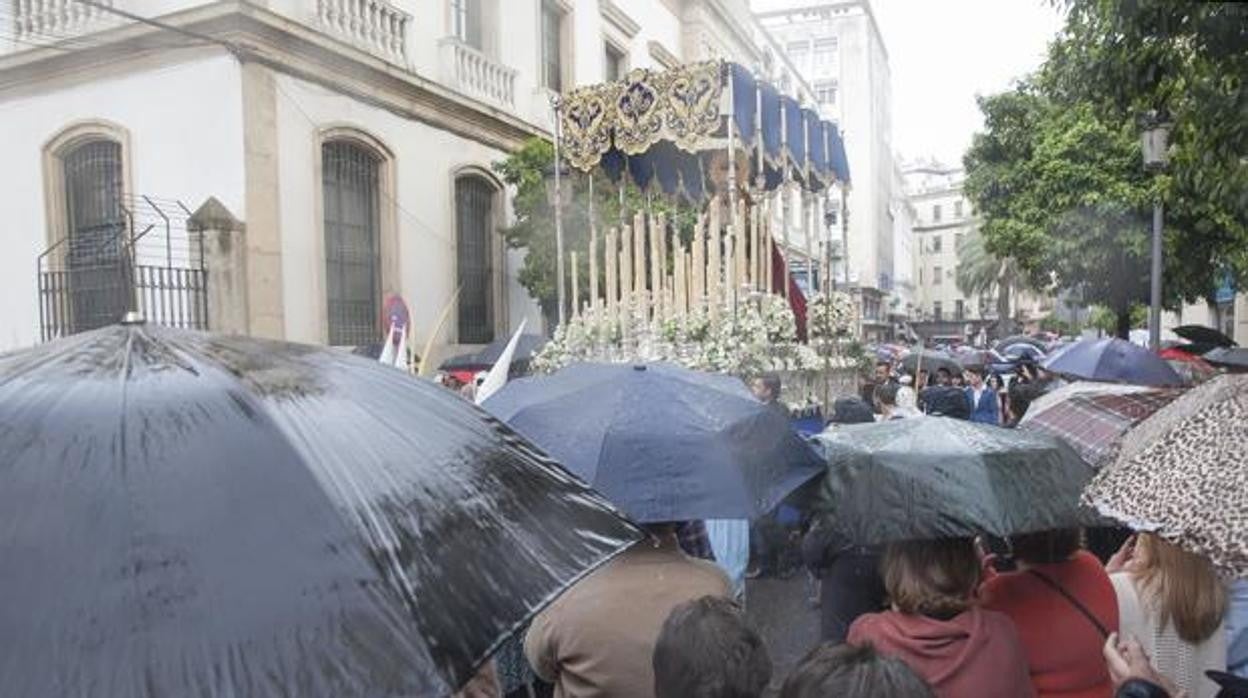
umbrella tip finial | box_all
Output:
[120,311,147,326]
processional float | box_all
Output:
[553,59,851,341]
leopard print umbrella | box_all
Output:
[1084,374,1248,577]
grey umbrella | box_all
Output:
[811,417,1099,545]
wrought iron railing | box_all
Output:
[37,195,208,341]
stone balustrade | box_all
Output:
[316,0,409,64]
[439,38,517,110]
[13,0,114,42]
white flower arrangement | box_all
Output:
[529,290,862,389]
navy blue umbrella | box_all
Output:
[1042,337,1183,387]
[484,362,825,523]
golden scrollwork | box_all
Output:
[560,83,621,171]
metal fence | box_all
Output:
[37,195,208,341]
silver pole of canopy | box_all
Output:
[724,66,738,318]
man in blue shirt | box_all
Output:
[964,366,1001,425]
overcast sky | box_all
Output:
[870,0,1065,167]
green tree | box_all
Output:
[965,89,1156,338]
[1042,0,1248,302]
[964,2,1247,339]
[493,138,697,323]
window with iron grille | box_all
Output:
[322,140,382,347]
[64,138,128,333]
[457,175,496,344]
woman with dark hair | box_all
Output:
[652,596,771,698]
[780,643,935,698]
[981,528,1120,697]
[847,538,1035,697]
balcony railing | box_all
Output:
[13,0,115,43]
[439,38,516,110]
[316,0,409,64]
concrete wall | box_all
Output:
[0,51,244,351]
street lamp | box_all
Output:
[1141,110,1171,351]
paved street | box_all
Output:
[746,575,822,677]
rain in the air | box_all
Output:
[1,0,1245,696]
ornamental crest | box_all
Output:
[664,61,722,152]
[561,83,619,171]
[614,68,668,155]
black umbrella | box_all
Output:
[1204,346,1248,371]
[1173,324,1236,348]
[0,322,640,697]
[898,349,963,376]
[811,417,1098,544]
[441,334,548,371]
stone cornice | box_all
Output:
[647,40,681,69]
[0,1,548,152]
[600,0,640,38]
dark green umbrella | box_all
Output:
[898,349,962,376]
[811,417,1098,544]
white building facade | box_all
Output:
[904,160,1054,341]
[753,0,895,340]
[0,0,781,353]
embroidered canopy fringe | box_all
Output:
[558,60,850,197]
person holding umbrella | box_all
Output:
[980,528,1120,698]
[809,418,1102,696]
[845,538,1035,697]
[964,366,1001,425]
[803,398,885,644]
[524,523,732,698]
[1107,534,1228,698]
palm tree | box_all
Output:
[956,230,1019,338]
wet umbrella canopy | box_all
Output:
[811,417,1099,545]
[1042,337,1183,387]
[898,349,962,376]
[484,362,825,523]
[0,323,640,698]
[994,335,1047,352]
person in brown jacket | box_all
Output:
[524,523,732,698]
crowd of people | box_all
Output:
[457,523,1244,698]
[442,362,1245,698]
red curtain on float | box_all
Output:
[771,243,807,342]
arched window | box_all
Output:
[63,138,128,332]
[456,174,497,344]
[322,139,382,346]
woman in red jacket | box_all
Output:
[981,529,1120,698]
[847,538,1035,698]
